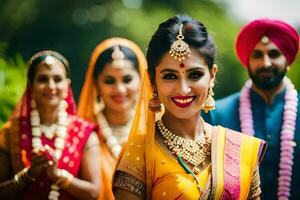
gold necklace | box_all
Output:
[157,119,211,174]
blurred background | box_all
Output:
[0,0,299,125]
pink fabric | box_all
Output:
[222,130,241,200]
[235,19,299,67]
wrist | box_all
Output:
[12,167,36,188]
[50,168,61,182]
[55,169,74,189]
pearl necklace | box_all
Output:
[239,78,297,200]
[157,119,211,174]
[30,99,69,200]
[96,111,133,159]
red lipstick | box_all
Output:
[171,96,195,108]
[111,95,127,103]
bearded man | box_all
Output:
[203,19,299,199]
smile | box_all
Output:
[171,96,195,108]
[111,95,127,103]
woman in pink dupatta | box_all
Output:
[0,50,100,200]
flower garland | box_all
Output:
[239,78,297,200]
[96,111,133,159]
[30,99,69,200]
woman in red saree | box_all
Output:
[0,50,100,199]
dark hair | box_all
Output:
[92,45,139,80]
[147,15,216,84]
[27,50,70,83]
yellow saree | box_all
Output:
[77,37,147,200]
[114,69,266,200]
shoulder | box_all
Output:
[69,115,97,131]
[68,115,98,142]
[203,92,241,128]
[214,125,266,148]
[214,92,241,116]
[225,127,266,159]
[0,119,20,152]
[216,92,241,108]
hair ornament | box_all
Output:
[44,55,57,65]
[169,24,191,62]
[111,45,126,69]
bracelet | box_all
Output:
[55,169,74,189]
[12,167,36,188]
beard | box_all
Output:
[248,66,287,90]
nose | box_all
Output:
[116,83,126,94]
[177,78,190,95]
[48,79,56,89]
[263,54,272,67]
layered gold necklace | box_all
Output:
[157,119,211,174]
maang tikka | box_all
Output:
[201,83,215,113]
[111,45,126,69]
[169,24,191,62]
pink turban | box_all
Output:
[235,19,299,67]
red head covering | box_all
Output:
[235,19,299,67]
[12,50,76,120]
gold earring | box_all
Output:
[201,85,215,113]
[148,91,162,113]
[95,95,105,113]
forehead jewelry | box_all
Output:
[111,45,126,69]
[44,55,57,65]
[261,36,270,44]
[169,24,191,62]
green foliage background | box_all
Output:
[0,0,299,126]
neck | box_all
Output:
[161,111,202,140]
[37,105,59,125]
[252,80,285,104]
[103,108,132,126]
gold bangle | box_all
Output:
[22,168,36,182]
[12,167,36,188]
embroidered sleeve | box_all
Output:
[247,168,261,199]
[84,132,99,151]
[113,171,146,199]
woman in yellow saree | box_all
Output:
[113,15,266,200]
[78,37,147,200]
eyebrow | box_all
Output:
[104,75,115,78]
[159,67,204,73]
[160,69,178,73]
[186,67,205,72]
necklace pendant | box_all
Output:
[193,166,200,175]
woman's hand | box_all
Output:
[28,148,49,179]
[43,145,60,182]
[28,145,60,181]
